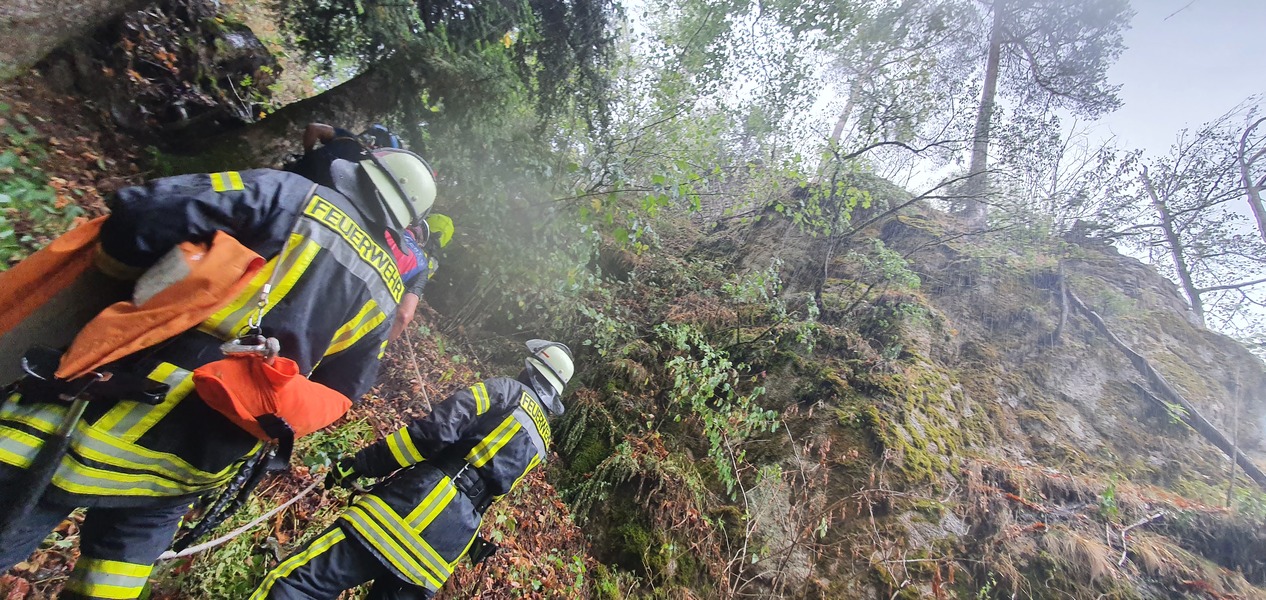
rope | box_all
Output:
[403,327,432,412]
[158,477,325,560]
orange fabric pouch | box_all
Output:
[192,355,352,441]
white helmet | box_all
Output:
[359,148,437,228]
[525,339,574,413]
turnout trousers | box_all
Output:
[0,500,188,599]
[249,523,430,600]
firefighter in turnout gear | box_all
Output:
[287,122,447,341]
[250,340,576,599]
[0,147,438,598]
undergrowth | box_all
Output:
[0,102,85,267]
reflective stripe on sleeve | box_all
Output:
[209,171,245,193]
[386,427,424,468]
[471,383,490,415]
[325,300,387,357]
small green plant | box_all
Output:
[295,418,374,469]
[659,323,777,498]
[976,571,997,599]
[1162,400,1190,425]
[1099,475,1120,521]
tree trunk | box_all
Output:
[1067,289,1266,491]
[962,0,1005,229]
[0,0,149,80]
[1238,117,1266,245]
[828,77,863,148]
[1141,167,1205,325]
[169,56,415,173]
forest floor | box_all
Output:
[0,72,599,599]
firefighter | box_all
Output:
[387,212,454,341]
[0,146,438,598]
[287,122,448,341]
[250,340,576,600]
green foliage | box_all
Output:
[775,159,874,237]
[659,323,777,498]
[164,497,271,598]
[294,418,374,469]
[1099,475,1120,521]
[277,0,616,126]
[0,107,84,268]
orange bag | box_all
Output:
[57,231,265,379]
[192,355,352,441]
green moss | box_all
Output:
[617,521,653,563]
[592,563,625,600]
[568,429,612,475]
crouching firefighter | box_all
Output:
[0,146,439,599]
[250,340,576,600]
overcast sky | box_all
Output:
[1095,0,1266,154]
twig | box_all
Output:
[1116,512,1165,566]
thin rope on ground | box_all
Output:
[404,327,432,412]
[158,477,324,560]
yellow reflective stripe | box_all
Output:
[201,258,275,334]
[209,171,244,193]
[411,482,457,532]
[200,234,319,338]
[120,372,194,443]
[0,424,41,468]
[74,557,153,579]
[506,453,542,494]
[74,423,236,486]
[94,363,177,433]
[50,452,219,497]
[404,477,455,525]
[464,416,520,468]
[386,428,423,468]
[518,392,552,448]
[0,405,63,435]
[472,383,489,415]
[303,195,404,302]
[378,339,389,359]
[325,300,387,357]
[222,237,320,338]
[358,496,451,578]
[62,581,144,600]
[343,507,443,589]
[249,528,346,600]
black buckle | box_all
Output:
[467,536,499,566]
[16,346,167,405]
[256,413,294,471]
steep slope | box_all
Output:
[556,198,1266,599]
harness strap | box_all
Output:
[16,345,167,405]
[431,456,492,513]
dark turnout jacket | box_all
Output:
[340,377,553,594]
[0,169,401,508]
